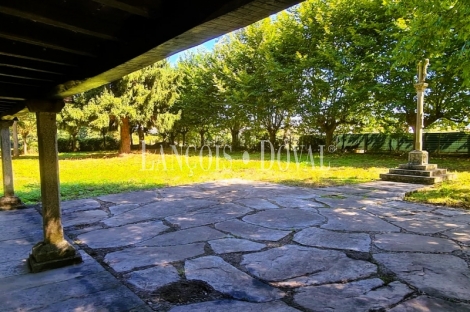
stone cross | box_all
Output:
[408,59,430,165]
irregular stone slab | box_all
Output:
[77,221,168,248]
[0,251,104,293]
[35,285,145,312]
[0,225,43,243]
[209,238,265,254]
[109,204,139,216]
[274,257,377,288]
[374,233,460,252]
[166,203,252,229]
[384,200,435,213]
[103,207,161,227]
[386,214,466,234]
[444,225,470,245]
[294,227,371,252]
[0,237,38,263]
[320,208,400,232]
[104,198,218,227]
[124,265,180,292]
[104,243,205,273]
[374,253,470,300]
[433,208,470,217]
[389,296,470,312]
[158,186,217,199]
[359,181,425,192]
[360,205,416,218]
[66,224,104,236]
[215,219,290,241]
[0,271,121,311]
[61,199,101,213]
[317,195,378,209]
[320,186,371,195]
[243,209,325,230]
[0,208,40,222]
[170,300,300,312]
[98,189,160,204]
[0,259,29,278]
[137,226,227,247]
[61,209,108,227]
[294,278,413,312]
[185,256,284,302]
[365,190,406,200]
[271,187,319,199]
[241,245,376,285]
[270,197,324,208]
[235,198,279,210]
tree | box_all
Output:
[175,51,219,147]
[291,0,385,146]
[96,60,180,154]
[228,18,298,147]
[375,3,470,133]
[17,113,36,155]
[388,0,470,86]
[12,120,19,157]
[58,92,95,151]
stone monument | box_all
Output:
[380,59,455,184]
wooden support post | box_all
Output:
[26,100,82,272]
[0,120,25,210]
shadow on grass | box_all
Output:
[17,181,168,205]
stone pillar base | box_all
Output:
[0,196,26,210]
[408,150,428,166]
[28,241,83,273]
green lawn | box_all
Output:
[5,151,470,209]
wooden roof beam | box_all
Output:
[0,6,117,41]
[91,0,149,17]
[0,33,96,57]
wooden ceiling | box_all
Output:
[0,0,301,118]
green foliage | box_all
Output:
[388,0,470,86]
[57,137,119,152]
[16,113,37,155]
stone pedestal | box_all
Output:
[0,120,25,210]
[408,150,428,166]
[0,195,25,210]
[29,241,82,272]
[26,105,82,272]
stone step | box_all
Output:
[380,173,455,185]
[389,169,447,177]
[398,164,438,170]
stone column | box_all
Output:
[27,100,82,272]
[0,120,25,210]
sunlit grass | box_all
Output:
[5,151,470,209]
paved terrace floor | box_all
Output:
[1,179,470,311]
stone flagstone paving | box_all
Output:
[1,179,470,311]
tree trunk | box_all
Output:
[119,116,131,154]
[137,125,145,150]
[199,130,205,148]
[12,120,19,157]
[230,128,240,150]
[22,134,28,155]
[71,134,77,152]
[325,128,335,148]
[268,128,277,149]
[169,132,176,145]
[102,132,106,150]
[182,131,187,147]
